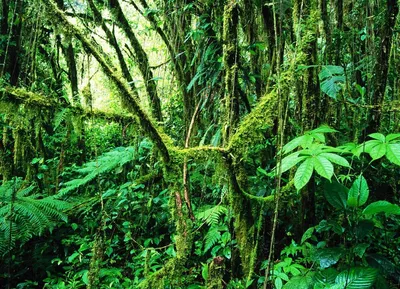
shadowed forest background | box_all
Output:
[1,0,400,288]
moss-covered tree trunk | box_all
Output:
[293,0,319,234]
[223,0,239,141]
[369,0,399,132]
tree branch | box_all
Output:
[41,0,171,162]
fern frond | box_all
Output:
[58,147,135,196]
[204,226,222,253]
[0,179,71,256]
[54,108,71,130]
[196,205,228,226]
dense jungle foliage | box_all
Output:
[1,0,400,288]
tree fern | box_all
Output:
[0,178,71,256]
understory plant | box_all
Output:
[261,127,400,289]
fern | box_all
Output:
[58,147,135,196]
[0,178,71,256]
[196,205,228,226]
[204,225,228,253]
[54,108,71,130]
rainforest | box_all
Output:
[0,0,400,288]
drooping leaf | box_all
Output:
[323,181,348,210]
[362,140,382,154]
[316,219,344,235]
[366,254,398,278]
[275,277,283,289]
[386,143,400,165]
[368,133,385,142]
[362,201,400,215]
[310,125,338,134]
[335,267,377,289]
[347,175,369,207]
[282,275,314,289]
[385,133,400,142]
[319,66,345,99]
[294,158,314,190]
[369,143,386,160]
[313,156,334,180]
[314,268,339,285]
[301,227,315,244]
[313,248,344,269]
[201,263,209,280]
[320,153,350,167]
[354,243,370,258]
[282,136,305,154]
[280,153,307,174]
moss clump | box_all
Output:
[206,258,225,289]
[87,235,104,289]
[228,92,277,156]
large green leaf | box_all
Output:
[280,153,307,174]
[313,156,334,180]
[301,134,314,148]
[282,275,314,289]
[386,143,400,165]
[313,248,344,269]
[385,133,400,142]
[335,267,377,289]
[366,254,398,278]
[282,136,305,154]
[354,243,369,258]
[294,158,314,190]
[310,125,338,134]
[301,227,315,244]
[347,175,369,207]
[368,133,385,142]
[320,153,350,167]
[369,143,386,160]
[314,268,339,285]
[362,140,381,154]
[323,181,348,210]
[363,201,400,215]
[319,66,345,99]
[275,277,283,289]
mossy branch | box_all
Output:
[2,86,134,123]
[41,0,171,163]
[228,92,277,154]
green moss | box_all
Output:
[87,235,104,289]
[222,0,240,140]
[228,92,277,156]
[216,91,278,277]
[139,188,193,288]
[206,260,224,289]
